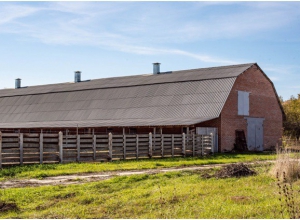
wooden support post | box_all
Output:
[0,132,2,169]
[161,134,164,158]
[59,131,63,163]
[77,134,80,162]
[153,128,156,151]
[182,133,186,157]
[211,133,214,154]
[108,133,113,161]
[93,135,96,161]
[123,133,126,160]
[66,129,68,148]
[171,134,174,157]
[136,134,139,159]
[201,135,204,156]
[192,133,195,157]
[40,132,43,164]
[19,133,23,165]
[149,132,152,158]
[186,127,190,150]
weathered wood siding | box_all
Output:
[0,132,214,166]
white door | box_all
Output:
[246,117,264,151]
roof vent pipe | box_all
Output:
[153,62,160,74]
[74,71,81,83]
[15,78,21,89]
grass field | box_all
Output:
[0,153,276,181]
[0,163,299,219]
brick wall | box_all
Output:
[219,64,283,151]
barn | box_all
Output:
[0,63,284,152]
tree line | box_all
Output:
[281,94,300,138]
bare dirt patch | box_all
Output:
[0,161,271,189]
[0,202,18,212]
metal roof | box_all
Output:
[0,63,254,98]
[0,63,255,128]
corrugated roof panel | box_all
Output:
[6,105,17,114]
[0,106,11,114]
[18,95,33,106]
[13,105,29,114]
[4,96,19,106]
[1,113,11,123]
[0,63,247,128]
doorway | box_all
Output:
[245,117,264,151]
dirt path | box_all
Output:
[0,161,274,189]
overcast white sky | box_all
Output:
[0,1,300,100]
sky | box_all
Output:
[0,1,300,100]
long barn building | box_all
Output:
[0,63,284,152]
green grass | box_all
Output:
[0,164,298,218]
[0,153,276,181]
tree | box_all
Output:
[282,94,300,138]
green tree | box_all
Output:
[282,94,300,138]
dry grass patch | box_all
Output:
[270,149,300,182]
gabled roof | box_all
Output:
[0,63,255,128]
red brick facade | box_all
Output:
[198,64,283,152]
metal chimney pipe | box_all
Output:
[74,71,81,83]
[15,78,21,89]
[153,63,160,74]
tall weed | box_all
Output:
[270,149,300,182]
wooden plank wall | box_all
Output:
[0,132,214,166]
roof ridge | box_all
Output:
[0,63,255,98]
[172,62,256,73]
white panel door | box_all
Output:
[246,117,264,151]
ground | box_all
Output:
[0,153,299,218]
[1,161,273,189]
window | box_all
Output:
[238,91,249,116]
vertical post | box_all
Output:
[77,134,80,162]
[93,134,96,161]
[136,134,139,159]
[171,134,174,157]
[149,132,152,158]
[182,133,186,157]
[59,131,63,163]
[161,134,164,158]
[40,132,43,164]
[192,133,195,157]
[153,127,156,151]
[66,129,68,148]
[210,133,214,154]
[19,133,23,165]
[0,132,2,169]
[201,135,204,156]
[123,133,126,160]
[108,133,113,161]
[186,127,190,151]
